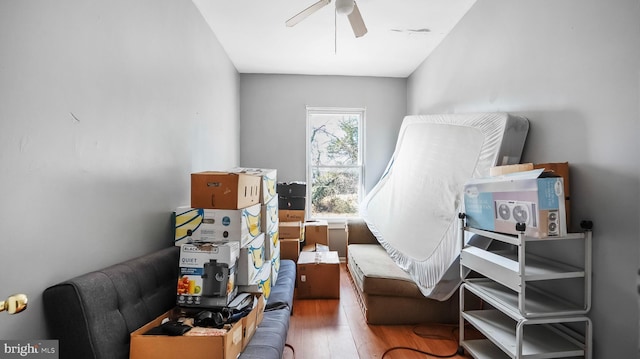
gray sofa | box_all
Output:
[43,246,295,359]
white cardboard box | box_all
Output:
[237,233,266,286]
[174,204,262,247]
[229,168,277,204]
[270,245,280,286]
[238,261,272,301]
[261,196,278,233]
[265,223,279,261]
[463,169,566,238]
[177,242,239,308]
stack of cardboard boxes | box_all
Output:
[131,169,278,359]
[174,169,279,307]
[231,168,281,291]
[277,182,306,262]
[276,181,340,299]
[297,220,340,299]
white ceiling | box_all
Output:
[192,0,476,78]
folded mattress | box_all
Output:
[360,113,529,300]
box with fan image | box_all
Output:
[174,204,261,247]
[463,168,566,238]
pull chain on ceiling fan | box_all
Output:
[286,0,368,39]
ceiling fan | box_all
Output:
[286,0,368,38]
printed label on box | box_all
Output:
[174,204,261,247]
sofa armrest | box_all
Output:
[43,246,180,359]
[346,218,379,245]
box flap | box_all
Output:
[466,168,547,186]
[298,251,339,265]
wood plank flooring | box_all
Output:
[283,263,473,359]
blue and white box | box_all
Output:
[261,196,279,233]
[237,233,266,286]
[230,168,277,204]
[174,204,262,247]
[177,242,240,308]
[463,169,566,238]
[238,261,272,301]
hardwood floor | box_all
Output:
[283,263,473,359]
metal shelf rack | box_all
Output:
[458,213,593,359]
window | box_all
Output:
[306,107,364,220]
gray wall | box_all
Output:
[0,0,240,339]
[239,74,407,194]
[408,0,640,357]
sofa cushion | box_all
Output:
[266,259,296,311]
[347,244,425,299]
[44,250,295,359]
[239,259,295,359]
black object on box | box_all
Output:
[278,196,306,210]
[277,182,306,197]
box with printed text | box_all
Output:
[238,261,272,301]
[237,233,266,286]
[463,169,567,238]
[230,168,278,204]
[174,204,261,247]
[191,172,261,210]
[261,196,279,233]
[177,243,239,308]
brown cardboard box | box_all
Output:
[534,162,571,227]
[129,310,243,359]
[279,221,303,240]
[296,251,340,299]
[301,243,330,252]
[489,163,534,176]
[304,220,328,246]
[191,172,261,209]
[130,294,265,359]
[280,238,300,262]
[279,209,305,222]
[241,294,266,350]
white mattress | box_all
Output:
[360,113,529,300]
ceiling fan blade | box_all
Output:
[286,0,331,27]
[347,1,367,37]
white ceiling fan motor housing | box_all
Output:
[335,0,354,15]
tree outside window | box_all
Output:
[307,108,364,219]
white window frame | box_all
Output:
[305,106,365,223]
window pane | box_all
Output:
[309,114,360,166]
[310,167,360,218]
